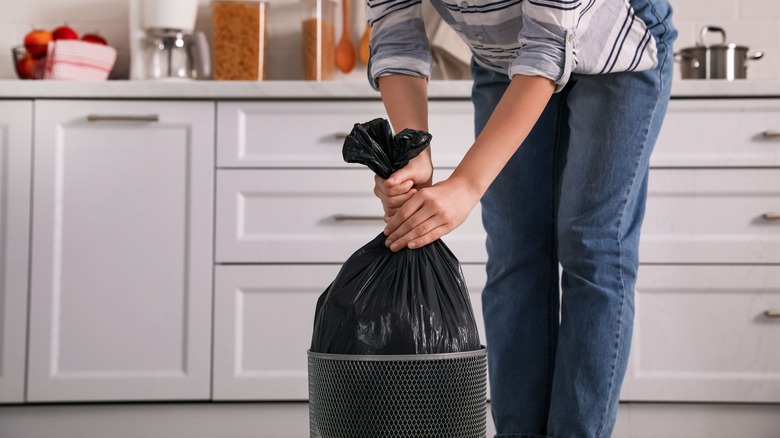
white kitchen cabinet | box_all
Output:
[26,101,215,402]
[651,99,780,168]
[216,100,474,169]
[212,264,487,400]
[640,169,780,264]
[0,101,33,403]
[623,265,780,402]
[622,97,780,404]
[215,169,487,263]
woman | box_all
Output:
[368,0,677,436]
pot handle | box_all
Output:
[749,51,765,61]
[699,25,727,46]
[674,52,701,69]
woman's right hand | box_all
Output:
[374,151,433,221]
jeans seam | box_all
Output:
[545,88,567,420]
[594,39,669,438]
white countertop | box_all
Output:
[2,78,780,99]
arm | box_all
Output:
[383,74,555,251]
[373,75,434,220]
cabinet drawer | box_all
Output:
[216,101,474,168]
[213,264,487,400]
[622,265,780,403]
[651,99,780,168]
[215,169,487,263]
[640,169,780,264]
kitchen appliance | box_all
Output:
[129,0,211,80]
[676,26,763,80]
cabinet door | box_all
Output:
[215,169,487,263]
[0,101,32,403]
[640,169,780,264]
[651,99,780,168]
[213,264,487,400]
[27,101,214,402]
[622,265,780,402]
[216,101,474,168]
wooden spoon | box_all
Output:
[358,24,370,65]
[335,0,356,73]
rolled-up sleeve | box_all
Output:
[367,0,432,90]
[509,0,579,92]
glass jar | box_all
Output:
[212,0,268,80]
[301,0,336,81]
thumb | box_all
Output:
[387,167,416,186]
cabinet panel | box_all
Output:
[27,100,215,402]
[216,101,474,168]
[641,169,780,264]
[622,265,780,402]
[215,169,487,263]
[651,99,780,168]
[0,101,32,403]
[212,265,338,400]
[213,264,487,400]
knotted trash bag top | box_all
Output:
[310,118,481,355]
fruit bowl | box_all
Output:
[12,46,46,80]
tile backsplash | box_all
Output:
[0,0,778,81]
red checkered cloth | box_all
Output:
[43,40,116,80]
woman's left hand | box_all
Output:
[383,175,482,251]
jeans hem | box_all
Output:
[495,434,556,438]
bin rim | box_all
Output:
[307,346,486,362]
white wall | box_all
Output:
[0,0,778,81]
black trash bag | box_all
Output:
[310,118,481,355]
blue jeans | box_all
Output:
[473,1,676,437]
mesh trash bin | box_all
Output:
[308,347,488,438]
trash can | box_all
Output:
[308,347,488,438]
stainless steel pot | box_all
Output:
[676,26,763,80]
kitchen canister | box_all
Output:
[212,0,268,80]
[301,0,336,81]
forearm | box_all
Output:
[377,75,433,187]
[450,74,555,197]
[377,75,429,132]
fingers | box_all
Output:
[383,191,452,252]
[374,174,416,221]
[374,175,414,197]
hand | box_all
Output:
[373,151,433,221]
[383,175,481,252]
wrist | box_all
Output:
[447,172,485,203]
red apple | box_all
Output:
[24,29,53,59]
[15,54,34,79]
[52,25,78,40]
[81,33,108,45]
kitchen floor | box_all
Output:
[2,402,780,437]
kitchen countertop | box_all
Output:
[2,78,780,99]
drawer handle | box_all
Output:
[333,214,385,222]
[766,310,780,318]
[763,212,780,221]
[87,114,160,122]
[762,130,780,138]
[334,132,350,141]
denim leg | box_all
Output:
[547,1,676,437]
[473,63,567,437]
[474,0,676,436]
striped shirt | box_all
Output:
[367,0,658,92]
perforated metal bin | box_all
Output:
[308,348,487,438]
